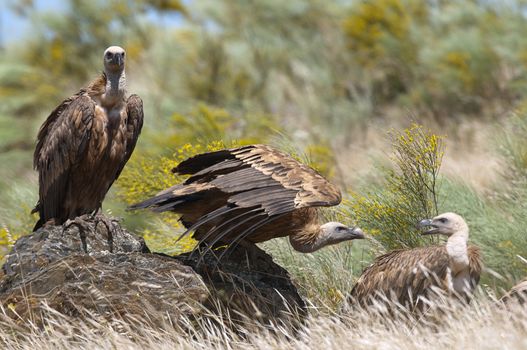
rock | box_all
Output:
[0,215,306,329]
[177,243,307,327]
[0,215,208,327]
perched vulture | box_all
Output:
[32,46,143,230]
[130,144,364,255]
[348,212,482,310]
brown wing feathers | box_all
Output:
[349,246,450,308]
[33,91,84,169]
[175,149,237,175]
[131,144,341,247]
[113,94,144,181]
[33,95,95,229]
[468,245,483,289]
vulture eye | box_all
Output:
[122,52,125,57]
[438,218,448,223]
[337,226,347,232]
[106,52,112,58]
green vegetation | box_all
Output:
[345,124,444,251]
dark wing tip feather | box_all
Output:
[172,149,237,175]
[172,144,260,175]
[128,191,175,211]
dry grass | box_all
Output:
[336,118,502,192]
[0,292,525,350]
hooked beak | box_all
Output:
[418,218,439,235]
[348,227,365,240]
[112,54,123,67]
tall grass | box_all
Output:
[438,179,527,289]
[263,238,371,309]
[0,293,524,350]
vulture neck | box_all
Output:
[289,224,332,253]
[445,224,470,273]
[103,69,126,106]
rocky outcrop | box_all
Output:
[0,216,207,327]
[0,215,305,328]
[178,243,307,327]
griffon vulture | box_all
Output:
[348,212,482,310]
[130,144,364,255]
[32,46,143,230]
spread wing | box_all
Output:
[130,144,341,246]
[113,94,144,180]
[33,93,95,228]
[349,246,450,309]
[174,144,342,209]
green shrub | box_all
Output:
[345,124,444,250]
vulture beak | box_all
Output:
[418,218,439,235]
[113,54,123,67]
[348,227,365,240]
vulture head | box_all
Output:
[104,46,126,72]
[418,212,468,237]
[320,222,365,245]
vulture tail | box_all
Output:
[128,191,204,212]
[32,217,44,232]
[31,201,44,231]
[128,191,175,210]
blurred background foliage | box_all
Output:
[346,123,444,251]
[1,0,526,301]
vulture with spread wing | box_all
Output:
[348,212,482,310]
[131,144,364,254]
[33,46,143,230]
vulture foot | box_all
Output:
[93,214,115,252]
[63,216,89,253]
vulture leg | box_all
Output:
[78,207,114,248]
[63,217,89,253]
[93,213,115,251]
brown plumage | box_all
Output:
[33,46,143,230]
[348,213,483,310]
[131,144,364,254]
